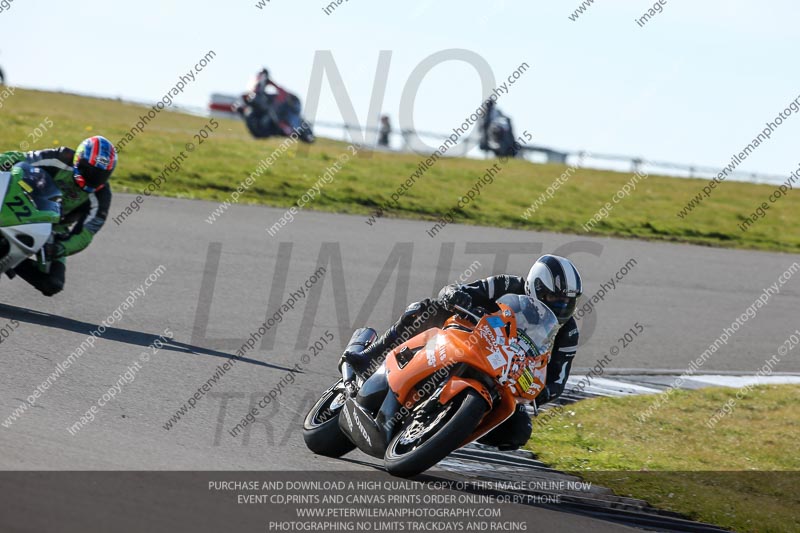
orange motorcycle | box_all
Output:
[302,294,559,477]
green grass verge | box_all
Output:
[3,88,799,252]
[527,384,800,532]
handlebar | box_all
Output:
[452,304,483,324]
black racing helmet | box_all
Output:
[525,254,583,324]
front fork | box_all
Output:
[36,234,54,274]
[341,361,358,397]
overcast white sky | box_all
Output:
[2,0,798,176]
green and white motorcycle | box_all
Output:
[0,163,62,275]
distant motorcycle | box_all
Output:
[235,86,314,143]
[303,294,559,477]
[481,113,519,158]
[0,163,62,277]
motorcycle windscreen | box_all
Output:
[15,164,62,217]
[495,294,559,357]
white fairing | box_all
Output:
[0,172,9,202]
[0,173,54,273]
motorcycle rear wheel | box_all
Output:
[302,380,356,458]
[384,389,488,478]
[299,120,315,143]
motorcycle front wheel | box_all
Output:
[302,379,356,458]
[384,389,488,478]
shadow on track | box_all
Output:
[0,303,296,372]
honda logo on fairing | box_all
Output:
[342,403,354,431]
[352,407,372,446]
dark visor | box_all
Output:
[76,160,112,189]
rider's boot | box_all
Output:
[339,327,379,378]
[341,326,401,379]
[341,299,443,379]
[477,405,533,451]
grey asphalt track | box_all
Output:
[1,193,798,531]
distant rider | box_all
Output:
[251,67,293,137]
[343,255,583,450]
[0,136,116,296]
[479,99,500,151]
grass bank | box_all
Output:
[2,88,799,252]
[527,384,800,532]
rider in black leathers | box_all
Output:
[343,255,583,450]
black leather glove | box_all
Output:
[440,286,472,312]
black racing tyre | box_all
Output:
[245,112,275,139]
[244,113,261,138]
[299,120,315,143]
[302,380,356,458]
[384,389,488,478]
[0,236,12,276]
